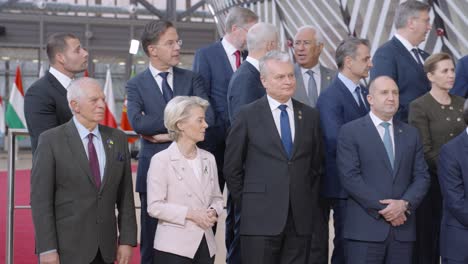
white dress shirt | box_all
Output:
[300,64,322,95]
[49,66,73,89]
[245,56,259,71]
[222,38,240,72]
[267,95,295,142]
[149,63,174,94]
[395,33,424,64]
[369,111,395,156]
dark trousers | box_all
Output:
[90,249,112,264]
[140,192,158,264]
[225,195,242,264]
[345,229,413,264]
[240,209,311,264]
[154,236,214,264]
[331,199,347,264]
[308,198,330,264]
[413,173,442,264]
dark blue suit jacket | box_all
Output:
[370,37,430,122]
[438,131,468,262]
[126,67,212,192]
[337,114,430,242]
[227,61,265,122]
[316,77,369,199]
[450,55,468,98]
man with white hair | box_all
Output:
[293,26,336,108]
[31,77,137,264]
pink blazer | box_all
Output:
[147,142,224,259]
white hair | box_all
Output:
[259,51,291,78]
[246,22,279,52]
[295,25,323,44]
[66,77,102,112]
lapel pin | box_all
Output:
[204,166,208,175]
[298,110,302,120]
[399,129,403,133]
[326,76,331,80]
[106,139,114,148]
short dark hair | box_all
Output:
[46,33,78,64]
[335,37,370,70]
[225,7,258,33]
[141,20,174,57]
[423,52,453,74]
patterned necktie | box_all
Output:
[306,70,318,107]
[381,122,394,169]
[234,50,241,69]
[411,48,423,67]
[158,72,173,102]
[87,133,101,189]
[355,86,368,113]
[278,105,293,159]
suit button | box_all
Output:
[450,133,454,137]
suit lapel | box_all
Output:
[99,126,114,190]
[258,97,289,159]
[362,115,393,174]
[172,67,190,96]
[215,41,234,76]
[143,68,167,107]
[336,78,367,114]
[391,37,425,74]
[290,100,303,159]
[392,121,405,179]
[320,65,335,92]
[64,120,98,188]
[46,71,68,96]
[293,64,309,105]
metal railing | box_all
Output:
[5,128,139,264]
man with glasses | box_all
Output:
[292,26,336,108]
[126,20,213,264]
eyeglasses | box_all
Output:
[155,39,183,49]
[293,40,314,48]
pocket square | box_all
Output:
[116,152,125,162]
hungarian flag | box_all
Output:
[120,66,137,143]
[100,68,117,128]
[6,66,27,130]
[0,95,5,135]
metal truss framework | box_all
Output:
[206,0,467,69]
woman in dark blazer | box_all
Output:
[409,52,465,264]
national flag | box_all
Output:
[0,95,5,135]
[120,66,137,143]
[100,67,117,128]
[5,66,27,130]
[84,69,89,77]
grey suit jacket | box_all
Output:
[30,120,137,264]
[293,63,336,107]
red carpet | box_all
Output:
[0,167,141,263]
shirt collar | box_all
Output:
[369,111,393,128]
[267,95,294,112]
[49,66,73,89]
[73,116,101,141]
[395,33,419,52]
[300,63,321,76]
[338,72,361,94]
[221,37,238,56]
[148,63,173,78]
[245,56,259,71]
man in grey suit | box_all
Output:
[31,77,137,264]
[293,26,336,108]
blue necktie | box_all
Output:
[355,86,368,113]
[278,105,293,159]
[381,122,394,169]
[306,70,318,107]
[158,72,173,102]
[411,48,423,67]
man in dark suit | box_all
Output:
[31,77,137,264]
[370,0,432,123]
[192,7,258,264]
[337,76,430,263]
[25,32,88,154]
[450,55,468,97]
[316,37,372,264]
[438,100,468,263]
[126,20,213,264]
[224,51,324,264]
[227,22,278,122]
[293,26,336,108]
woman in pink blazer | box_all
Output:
[147,96,224,264]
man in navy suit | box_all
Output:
[438,100,468,264]
[370,0,432,123]
[316,37,372,264]
[227,22,278,122]
[192,7,258,264]
[126,20,213,264]
[337,76,430,264]
[25,33,88,154]
[293,26,336,108]
[450,55,468,97]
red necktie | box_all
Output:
[87,133,101,189]
[234,50,241,69]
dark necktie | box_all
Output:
[87,133,101,189]
[158,72,173,102]
[381,122,394,169]
[355,86,368,113]
[411,48,423,66]
[234,50,241,69]
[306,70,318,107]
[278,105,293,159]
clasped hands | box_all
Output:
[378,199,408,227]
[187,208,218,230]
